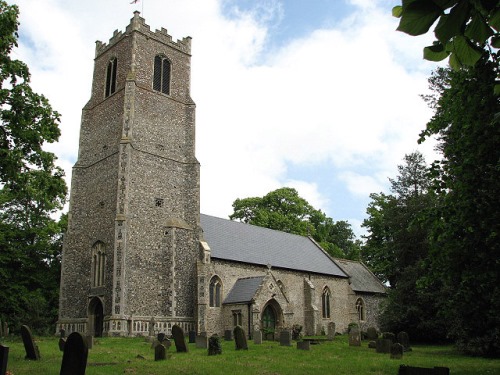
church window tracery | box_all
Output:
[322,287,331,318]
[92,241,106,287]
[105,58,117,97]
[209,276,222,307]
[153,55,171,95]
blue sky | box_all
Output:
[13,0,440,236]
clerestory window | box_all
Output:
[153,55,171,95]
[105,58,117,97]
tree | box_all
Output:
[0,1,67,334]
[362,152,444,341]
[230,187,361,259]
[393,0,500,91]
[420,60,500,356]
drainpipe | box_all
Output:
[248,302,252,339]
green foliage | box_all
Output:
[230,187,360,260]
[0,0,67,334]
[393,0,500,91]
[420,60,500,357]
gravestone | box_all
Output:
[0,344,8,375]
[382,332,395,343]
[196,335,208,349]
[349,328,361,346]
[208,335,222,356]
[233,326,248,350]
[86,335,93,350]
[224,330,233,341]
[368,341,377,349]
[398,365,450,375]
[20,325,40,360]
[60,332,88,375]
[172,325,188,353]
[397,331,412,352]
[327,322,336,341]
[154,343,166,361]
[297,341,310,350]
[253,329,262,345]
[188,330,196,343]
[163,337,172,350]
[279,330,292,346]
[376,338,392,353]
[58,329,66,352]
[366,326,378,340]
[157,332,166,343]
[390,343,404,359]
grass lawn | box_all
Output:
[2,335,499,375]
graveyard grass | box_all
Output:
[2,335,499,375]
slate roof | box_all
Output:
[200,214,348,278]
[223,276,265,304]
[335,259,387,294]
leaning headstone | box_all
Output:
[233,326,248,350]
[172,325,188,353]
[196,335,208,349]
[279,330,292,346]
[349,328,361,346]
[253,329,262,345]
[224,330,233,341]
[20,325,40,360]
[60,332,88,375]
[0,344,9,375]
[366,327,378,340]
[154,343,166,361]
[58,329,67,352]
[297,341,310,350]
[397,331,412,352]
[391,343,404,359]
[188,330,196,343]
[398,365,450,375]
[208,334,222,356]
[376,338,392,353]
[327,322,336,341]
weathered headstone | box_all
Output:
[398,365,450,375]
[157,332,166,343]
[188,330,196,343]
[196,335,208,349]
[0,344,8,375]
[368,340,377,349]
[60,332,88,375]
[279,330,292,346]
[233,326,248,350]
[20,325,40,360]
[58,329,67,352]
[397,331,412,352]
[172,325,188,353]
[382,332,395,343]
[376,338,392,353]
[163,337,172,350]
[253,329,262,345]
[224,329,233,341]
[391,343,404,359]
[86,335,93,350]
[327,322,336,341]
[154,343,166,361]
[208,334,222,356]
[297,341,310,350]
[349,328,361,346]
[366,326,378,340]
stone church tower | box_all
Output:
[58,12,200,336]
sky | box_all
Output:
[12,0,441,236]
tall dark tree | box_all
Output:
[0,1,67,334]
[420,60,500,356]
[362,152,444,341]
[230,187,360,260]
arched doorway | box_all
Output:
[261,300,282,340]
[88,297,104,337]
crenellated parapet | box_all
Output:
[95,11,191,58]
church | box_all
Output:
[57,12,386,339]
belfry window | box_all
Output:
[105,58,117,97]
[209,276,222,307]
[153,55,171,95]
[92,241,106,287]
[322,287,331,318]
[356,298,365,321]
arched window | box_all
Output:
[92,241,106,287]
[105,58,117,97]
[356,298,365,321]
[322,287,331,318]
[209,276,222,307]
[153,55,171,95]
